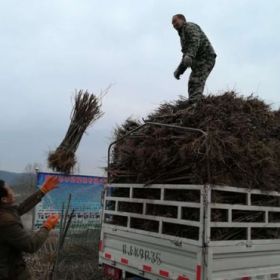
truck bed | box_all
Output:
[99,184,280,280]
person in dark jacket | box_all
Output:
[0,177,60,280]
[172,14,217,103]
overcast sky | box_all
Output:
[0,0,280,176]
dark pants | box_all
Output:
[188,56,216,102]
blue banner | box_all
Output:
[34,172,106,230]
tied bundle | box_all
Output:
[48,90,104,173]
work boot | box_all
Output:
[189,94,204,106]
[186,96,204,114]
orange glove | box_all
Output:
[43,214,60,230]
[40,176,59,194]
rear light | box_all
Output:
[143,265,152,272]
[159,269,169,278]
[99,240,103,252]
[121,258,128,265]
[196,265,201,280]
[105,252,112,259]
[178,276,190,280]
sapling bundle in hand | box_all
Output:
[48,90,104,173]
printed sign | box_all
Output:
[34,172,106,230]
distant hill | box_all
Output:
[0,170,36,198]
[0,170,25,185]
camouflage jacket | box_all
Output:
[177,22,217,74]
[0,190,49,280]
[177,22,216,74]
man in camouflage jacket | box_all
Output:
[172,14,217,102]
[0,177,59,280]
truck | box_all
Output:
[99,123,280,280]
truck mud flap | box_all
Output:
[103,264,122,280]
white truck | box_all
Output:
[99,123,280,280]
[99,183,280,280]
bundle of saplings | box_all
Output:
[48,90,103,173]
[109,92,280,191]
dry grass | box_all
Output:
[26,230,104,280]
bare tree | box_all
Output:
[14,163,42,199]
